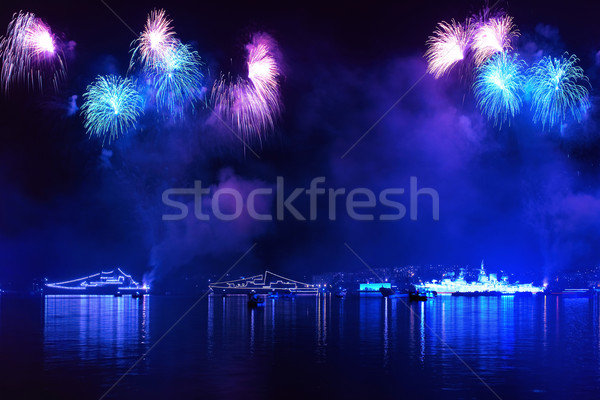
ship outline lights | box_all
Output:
[44,268,149,294]
[209,270,318,295]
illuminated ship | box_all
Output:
[209,271,318,295]
[44,268,149,295]
[415,261,544,296]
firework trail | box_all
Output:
[527,53,590,128]
[130,9,177,72]
[474,51,526,127]
[81,75,144,144]
[0,11,66,92]
[425,19,474,79]
[212,33,282,142]
[472,15,518,67]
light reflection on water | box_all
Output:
[24,294,600,398]
[43,295,150,369]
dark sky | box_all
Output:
[1,0,600,289]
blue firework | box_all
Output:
[81,75,144,144]
[527,53,590,128]
[473,51,526,127]
[149,41,204,118]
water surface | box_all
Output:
[1,294,599,399]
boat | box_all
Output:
[334,288,347,298]
[547,288,595,298]
[379,287,396,297]
[268,289,296,298]
[44,268,149,295]
[416,261,544,296]
[209,271,318,295]
[409,286,437,299]
[248,292,266,307]
[409,291,427,301]
[378,287,411,299]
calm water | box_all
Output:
[1,294,600,399]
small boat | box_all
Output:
[547,288,595,298]
[269,289,296,299]
[379,287,410,298]
[113,292,123,297]
[248,292,265,307]
[334,288,347,298]
[379,287,396,298]
[409,291,427,301]
[131,292,144,299]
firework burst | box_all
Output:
[474,51,526,127]
[130,9,204,117]
[130,9,177,72]
[472,15,519,67]
[527,53,590,128]
[212,33,282,142]
[0,11,66,92]
[149,41,204,118]
[81,75,144,144]
[425,19,474,79]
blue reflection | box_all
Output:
[43,295,150,369]
[31,293,600,398]
[315,294,328,363]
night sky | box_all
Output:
[1,0,600,290]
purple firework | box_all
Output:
[0,11,66,92]
[211,33,283,143]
